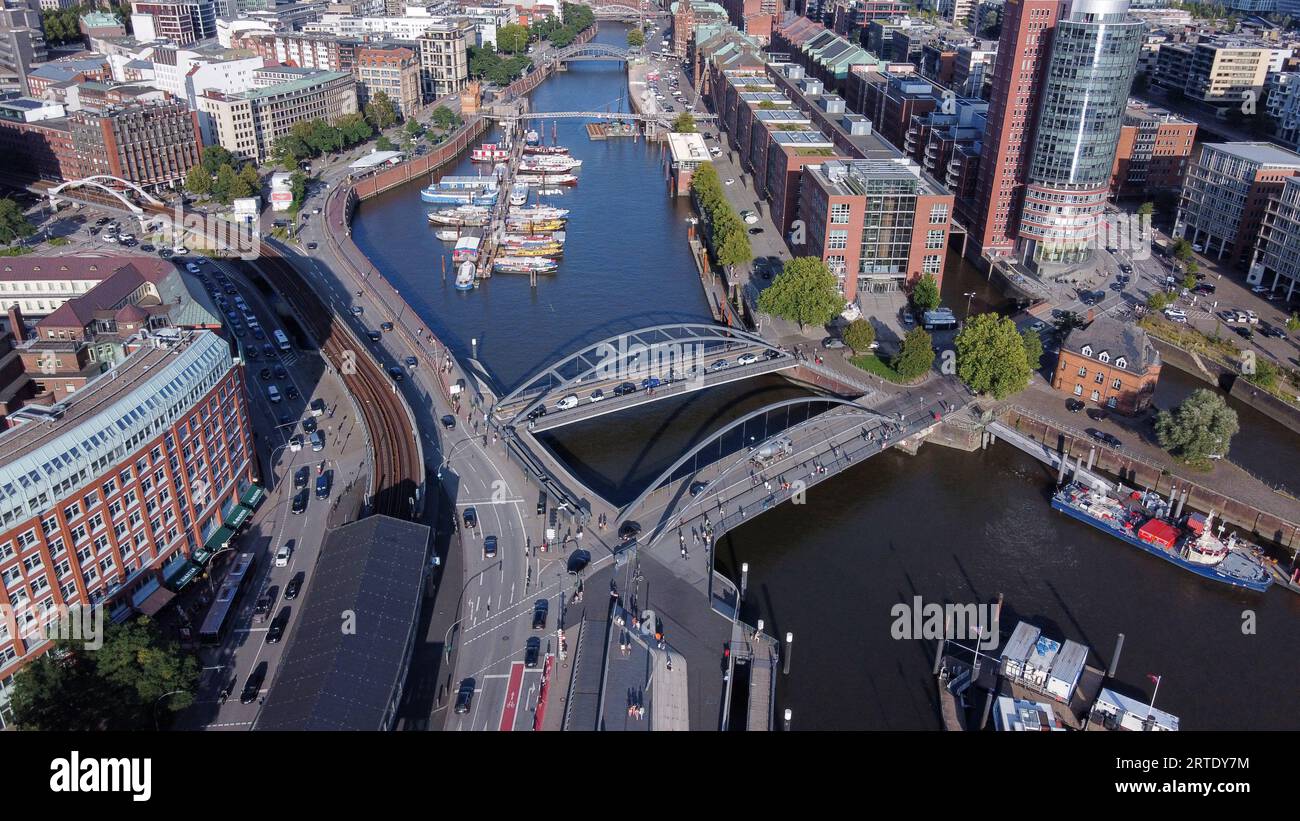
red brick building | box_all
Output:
[1052,316,1161,414]
[1110,103,1198,199]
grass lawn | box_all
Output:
[850,353,909,383]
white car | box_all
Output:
[274,544,292,568]
[1246,310,1259,324]
[589,389,605,403]
[736,353,758,365]
[556,394,579,410]
[1192,244,1204,253]
[289,434,303,452]
[186,263,201,273]
[725,178,736,186]
[1030,321,1047,332]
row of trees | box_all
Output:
[690,163,753,272]
[532,3,595,49]
[8,617,199,730]
[468,44,534,86]
[185,146,261,204]
[42,5,91,47]
[270,111,374,167]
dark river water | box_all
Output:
[354,24,1300,729]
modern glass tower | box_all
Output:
[1018,0,1143,267]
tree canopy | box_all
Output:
[758,257,842,330]
[9,617,198,730]
[954,312,1034,399]
[843,318,876,353]
[365,91,399,129]
[628,28,645,47]
[689,160,752,270]
[894,327,935,380]
[0,198,35,245]
[1155,388,1239,466]
[497,23,531,54]
[673,112,697,133]
[910,273,941,313]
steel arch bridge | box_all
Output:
[493,323,788,426]
[552,41,635,62]
[619,397,891,546]
[48,175,164,215]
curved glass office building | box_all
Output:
[1018,0,1143,266]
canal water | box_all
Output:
[354,24,1300,729]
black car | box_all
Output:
[566,549,591,575]
[1118,264,1133,274]
[405,356,418,368]
[1088,428,1122,448]
[1260,324,1288,339]
[463,507,477,529]
[285,571,305,601]
[689,480,709,496]
[259,367,272,380]
[532,599,548,630]
[618,521,642,541]
[524,637,541,668]
[291,490,307,514]
[294,466,309,490]
[1235,326,1254,340]
[274,366,288,380]
[483,535,497,559]
[306,242,317,250]
[266,607,290,643]
[454,679,475,714]
[381,322,394,331]
[140,244,154,252]
[748,227,764,235]
[1086,408,1109,422]
[526,405,547,421]
[262,343,275,357]
[613,381,637,396]
[315,473,331,499]
[368,331,382,342]
[387,366,405,381]
[253,592,273,623]
[240,662,267,704]
[302,417,317,433]
[286,385,299,400]
[441,414,456,430]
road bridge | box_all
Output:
[482,109,717,123]
[491,323,795,431]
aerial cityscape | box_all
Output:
[1,0,1299,743]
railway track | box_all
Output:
[249,245,421,520]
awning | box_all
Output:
[224,504,252,530]
[162,559,201,592]
[203,524,235,553]
[240,484,265,509]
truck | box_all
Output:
[750,436,794,468]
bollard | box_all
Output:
[1108,633,1125,678]
[784,632,793,675]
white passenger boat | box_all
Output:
[454,261,476,290]
[435,229,460,241]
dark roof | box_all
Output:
[253,516,430,731]
[1062,316,1161,375]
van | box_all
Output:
[267,385,281,403]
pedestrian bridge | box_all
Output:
[491,323,795,432]
[610,391,960,601]
[552,42,636,63]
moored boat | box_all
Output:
[509,205,569,219]
[493,256,558,274]
[454,261,475,290]
[428,205,491,227]
[471,143,511,163]
[452,235,482,262]
[509,184,529,207]
[523,144,569,156]
[435,229,460,241]
[505,219,566,233]
[1051,481,1272,591]
[517,173,577,187]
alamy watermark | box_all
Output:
[140,204,261,261]
[0,602,104,651]
[889,596,999,650]
[588,336,711,388]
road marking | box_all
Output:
[498,662,525,732]
[454,498,526,506]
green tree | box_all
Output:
[184,166,211,197]
[628,28,645,48]
[431,105,459,130]
[213,164,239,204]
[758,256,842,330]
[336,112,373,145]
[498,23,530,54]
[1170,237,1193,261]
[10,617,198,730]
[404,118,423,138]
[1155,388,1239,464]
[201,145,234,176]
[377,135,396,151]
[228,169,254,201]
[910,273,940,312]
[365,91,399,129]
[843,318,876,353]
[1022,328,1044,371]
[954,312,1032,398]
[1146,291,1171,311]
[238,164,261,193]
[1183,271,1198,290]
[672,112,697,133]
[0,198,35,245]
[1137,201,1155,218]
[1287,312,1300,332]
[894,327,935,380]
[1245,358,1278,390]
[716,225,752,268]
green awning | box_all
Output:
[240,484,265,509]
[224,504,251,530]
[162,559,201,592]
[203,525,235,552]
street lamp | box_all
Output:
[964,291,977,319]
[154,689,189,730]
[204,545,238,595]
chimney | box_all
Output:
[7,305,27,343]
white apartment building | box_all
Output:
[199,68,358,163]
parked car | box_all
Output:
[441,414,456,430]
[315,474,331,499]
[463,507,477,529]
[821,337,845,349]
[1087,428,1122,448]
[567,549,591,575]
[1066,398,1084,413]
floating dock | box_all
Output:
[587,121,638,140]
